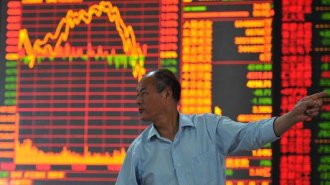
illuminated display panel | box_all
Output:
[0,0,277,184]
[311,1,330,184]
[180,1,273,185]
[274,0,330,185]
[1,0,164,184]
[7,0,330,185]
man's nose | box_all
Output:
[136,96,142,105]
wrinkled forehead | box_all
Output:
[136,76,155,91]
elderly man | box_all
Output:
[116,69,326,185]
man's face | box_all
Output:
[136,77,164,121]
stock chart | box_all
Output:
[0,0,329,185]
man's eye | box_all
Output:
[137,92,146,97]
[141,92,149,96]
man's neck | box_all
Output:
[153,111,179,141]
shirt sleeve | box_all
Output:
[115,146,140,185]
[215,116,280,155]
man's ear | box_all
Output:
[162,87,172,100]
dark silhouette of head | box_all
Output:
[145,69,181,103]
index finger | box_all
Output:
[308,91,328,100]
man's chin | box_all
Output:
[140,115,151,122]
[140,117,149,121]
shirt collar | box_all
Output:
[147,112,195,142]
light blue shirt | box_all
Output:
[115,113,279,185]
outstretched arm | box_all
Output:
[274,91,328,136]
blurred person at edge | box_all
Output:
[116,68,327,185]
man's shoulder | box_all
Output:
[128,125,153,151]
[181,112,220,123]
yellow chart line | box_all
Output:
[19,1,146,80]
